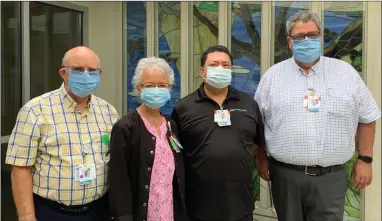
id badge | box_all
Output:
[307,96,321,111]
[214,110,231,127]
[76,164,96,185]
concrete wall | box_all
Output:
[73,1,123,115]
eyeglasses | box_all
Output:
[291,31,321,41]
[140,83,170,89]
[64,66,102,75]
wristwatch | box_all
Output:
[358,155,373,164]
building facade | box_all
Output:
[1,1,381,221]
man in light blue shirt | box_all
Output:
[255,10,381,221]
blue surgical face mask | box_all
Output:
[68,69,100,97]
[140,87,171,109]
[205,66,232,89]
[292,38,321,64]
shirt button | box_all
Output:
[143,203,147,207]
[150,151,154,155]
[145,185,149,189]
[148,167,151,172]
[152,137,155,140]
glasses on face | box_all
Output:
[291,31,321,41]
[140,83,170,89]
[64,66,101,75]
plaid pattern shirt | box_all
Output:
[6,84,119,206]
[255,56,381,166]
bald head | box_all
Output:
[61,46,101,68]
[59,46,102,93]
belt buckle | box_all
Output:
[305,165,317,176]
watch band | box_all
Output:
[358,155,373,164]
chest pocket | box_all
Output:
[92,124,113,162]
[326,88,355,117]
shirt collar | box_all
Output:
[59,83,92,113]
[291,56,323,76]
[195,83,241,102]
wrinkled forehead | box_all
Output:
[65,51,100,68]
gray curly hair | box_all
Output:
[132,57,175,89]
[286,10,321,36]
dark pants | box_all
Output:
[270,160,348,221]
[189,213,253,221]
[34,194,110,221]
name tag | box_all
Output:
[214,109,231,127]
[75,164,96,185]
[304,90,321,112]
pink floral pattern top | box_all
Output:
[141,116,175,221]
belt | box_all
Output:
[270,158,344,176]
[33,193,108,216]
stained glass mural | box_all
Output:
[324,2,363,73]
[273,2,309,65]
[231,2,262,201]
[126,2,146,113]
[193,2,219,90]
[158,2,181,115]
[324,3,364,219]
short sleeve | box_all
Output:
[253,100,265,147]
[355,73,381,123]
[254,71,271,121]
[6,105,42,166]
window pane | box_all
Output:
[2,143,17,221]
[158,2,181,115]
[126,2,147,113]
[324,3,364,220]
[324,2,363,74]
[273,2,309,65]
[231,2,262,201]
[1,2,22,136]
[30,2,82,99]
[193,2,219,90]
[231,2,261,97]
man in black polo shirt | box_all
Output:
[171,45,265,221]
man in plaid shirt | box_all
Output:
[6,46,119,221]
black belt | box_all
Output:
[270,158,344,176]
[33,193,108,216]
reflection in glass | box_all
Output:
[30,2,82,99]
[193,2,219,90]
[126,2,147,113]
[324,2,364,220]
[158,2,181,115]
[1,2,22,137]
[273,2,309,64]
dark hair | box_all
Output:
[200,45,233,67]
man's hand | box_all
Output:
[352,160,373,189]
[255,146,270,181]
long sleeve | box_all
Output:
[108,121,134,221]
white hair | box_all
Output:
[286,10,321,36]
[132,57,175,89]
